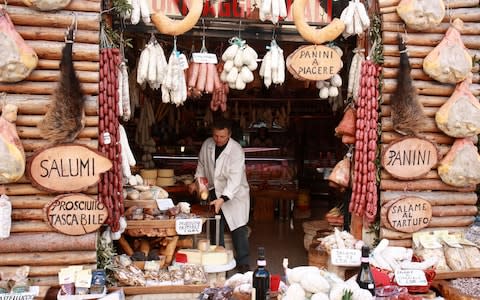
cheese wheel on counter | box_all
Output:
[157,169,175,178]
[156,177,175,187]
[140,169,157,179]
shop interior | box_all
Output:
[117,4,353,273]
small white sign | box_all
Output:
[176,218,203,235]
[331,249,361,266]
[155,198,175,211]
[192,52,218,64]
[394,269,427,286]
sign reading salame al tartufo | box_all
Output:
[387,197,432,233]
[146,0,330,22]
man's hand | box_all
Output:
[209,198,224,214]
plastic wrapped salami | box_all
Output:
[0,194,11,239]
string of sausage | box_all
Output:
[349,59,381,223]
[98,47,124,232]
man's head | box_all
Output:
[211,118,232,147]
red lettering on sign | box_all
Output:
[147,0,330,22]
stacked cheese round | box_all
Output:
[156,169,175,186]
[140,169,157,185]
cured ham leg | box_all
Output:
[435,74,480,137]
[423,19,472,84]
[438,138,480,187]
[0,104,25,184]
[0,8,38,83]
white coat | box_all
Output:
[195,137,250,231]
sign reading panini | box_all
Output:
[28,144,112,193]
[287,45,342,81]
[387,197,432,233]
[44,194,108,235]
[381,137,438,180]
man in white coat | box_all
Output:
[192,118,250,272]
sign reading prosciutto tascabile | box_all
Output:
[28,144,112,192]
[45,194,108,235]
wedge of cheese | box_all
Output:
[177,249,202,265]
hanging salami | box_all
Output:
[98,28,124,232]
[349,59,381,223]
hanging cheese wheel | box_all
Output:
[151,0,203,36]
[292,0,345,45]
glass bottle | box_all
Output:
[356,245,375,295]
[252,247,270,300]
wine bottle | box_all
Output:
[252,247,270,300]
[356,245,375,296]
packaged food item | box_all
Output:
[413,231,450,271]
[181,264,207,285]
[10,266,30,293]
[0,271,9,294]
[74,269,92,295]
[58,268,76,295]
[464,246,480,268]
[0,194,11,239]
[90,269,106,294]
[444,247,468,271]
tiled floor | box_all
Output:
[247,198,330,276]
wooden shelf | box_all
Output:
[112,285,208,295]
[434,268,480,280]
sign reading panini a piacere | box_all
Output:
[27,144,112,193]
[287,45,342,81]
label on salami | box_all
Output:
[192,52,218,64]
[178,54,189,70]
[103,132,111,145]
[394,269,427,286]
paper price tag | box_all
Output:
[331,249,361,266]
[176,218,203,235]
[192,52,218,64]
[102,132,111,145]
[394,269,427,286]
[178,53,189,70]
[155,198,174,211]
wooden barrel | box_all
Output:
[302,220,331,250]
[308,243,329,269]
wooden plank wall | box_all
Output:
[378,0,480,247]
[0,0,100,296]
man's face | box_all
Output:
[212,128,230,147]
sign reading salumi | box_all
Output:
[387,197,432,233]
[287,45,342,81]
[28,144,112,192]
[381,137,438,180]
[44,194,108,235]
